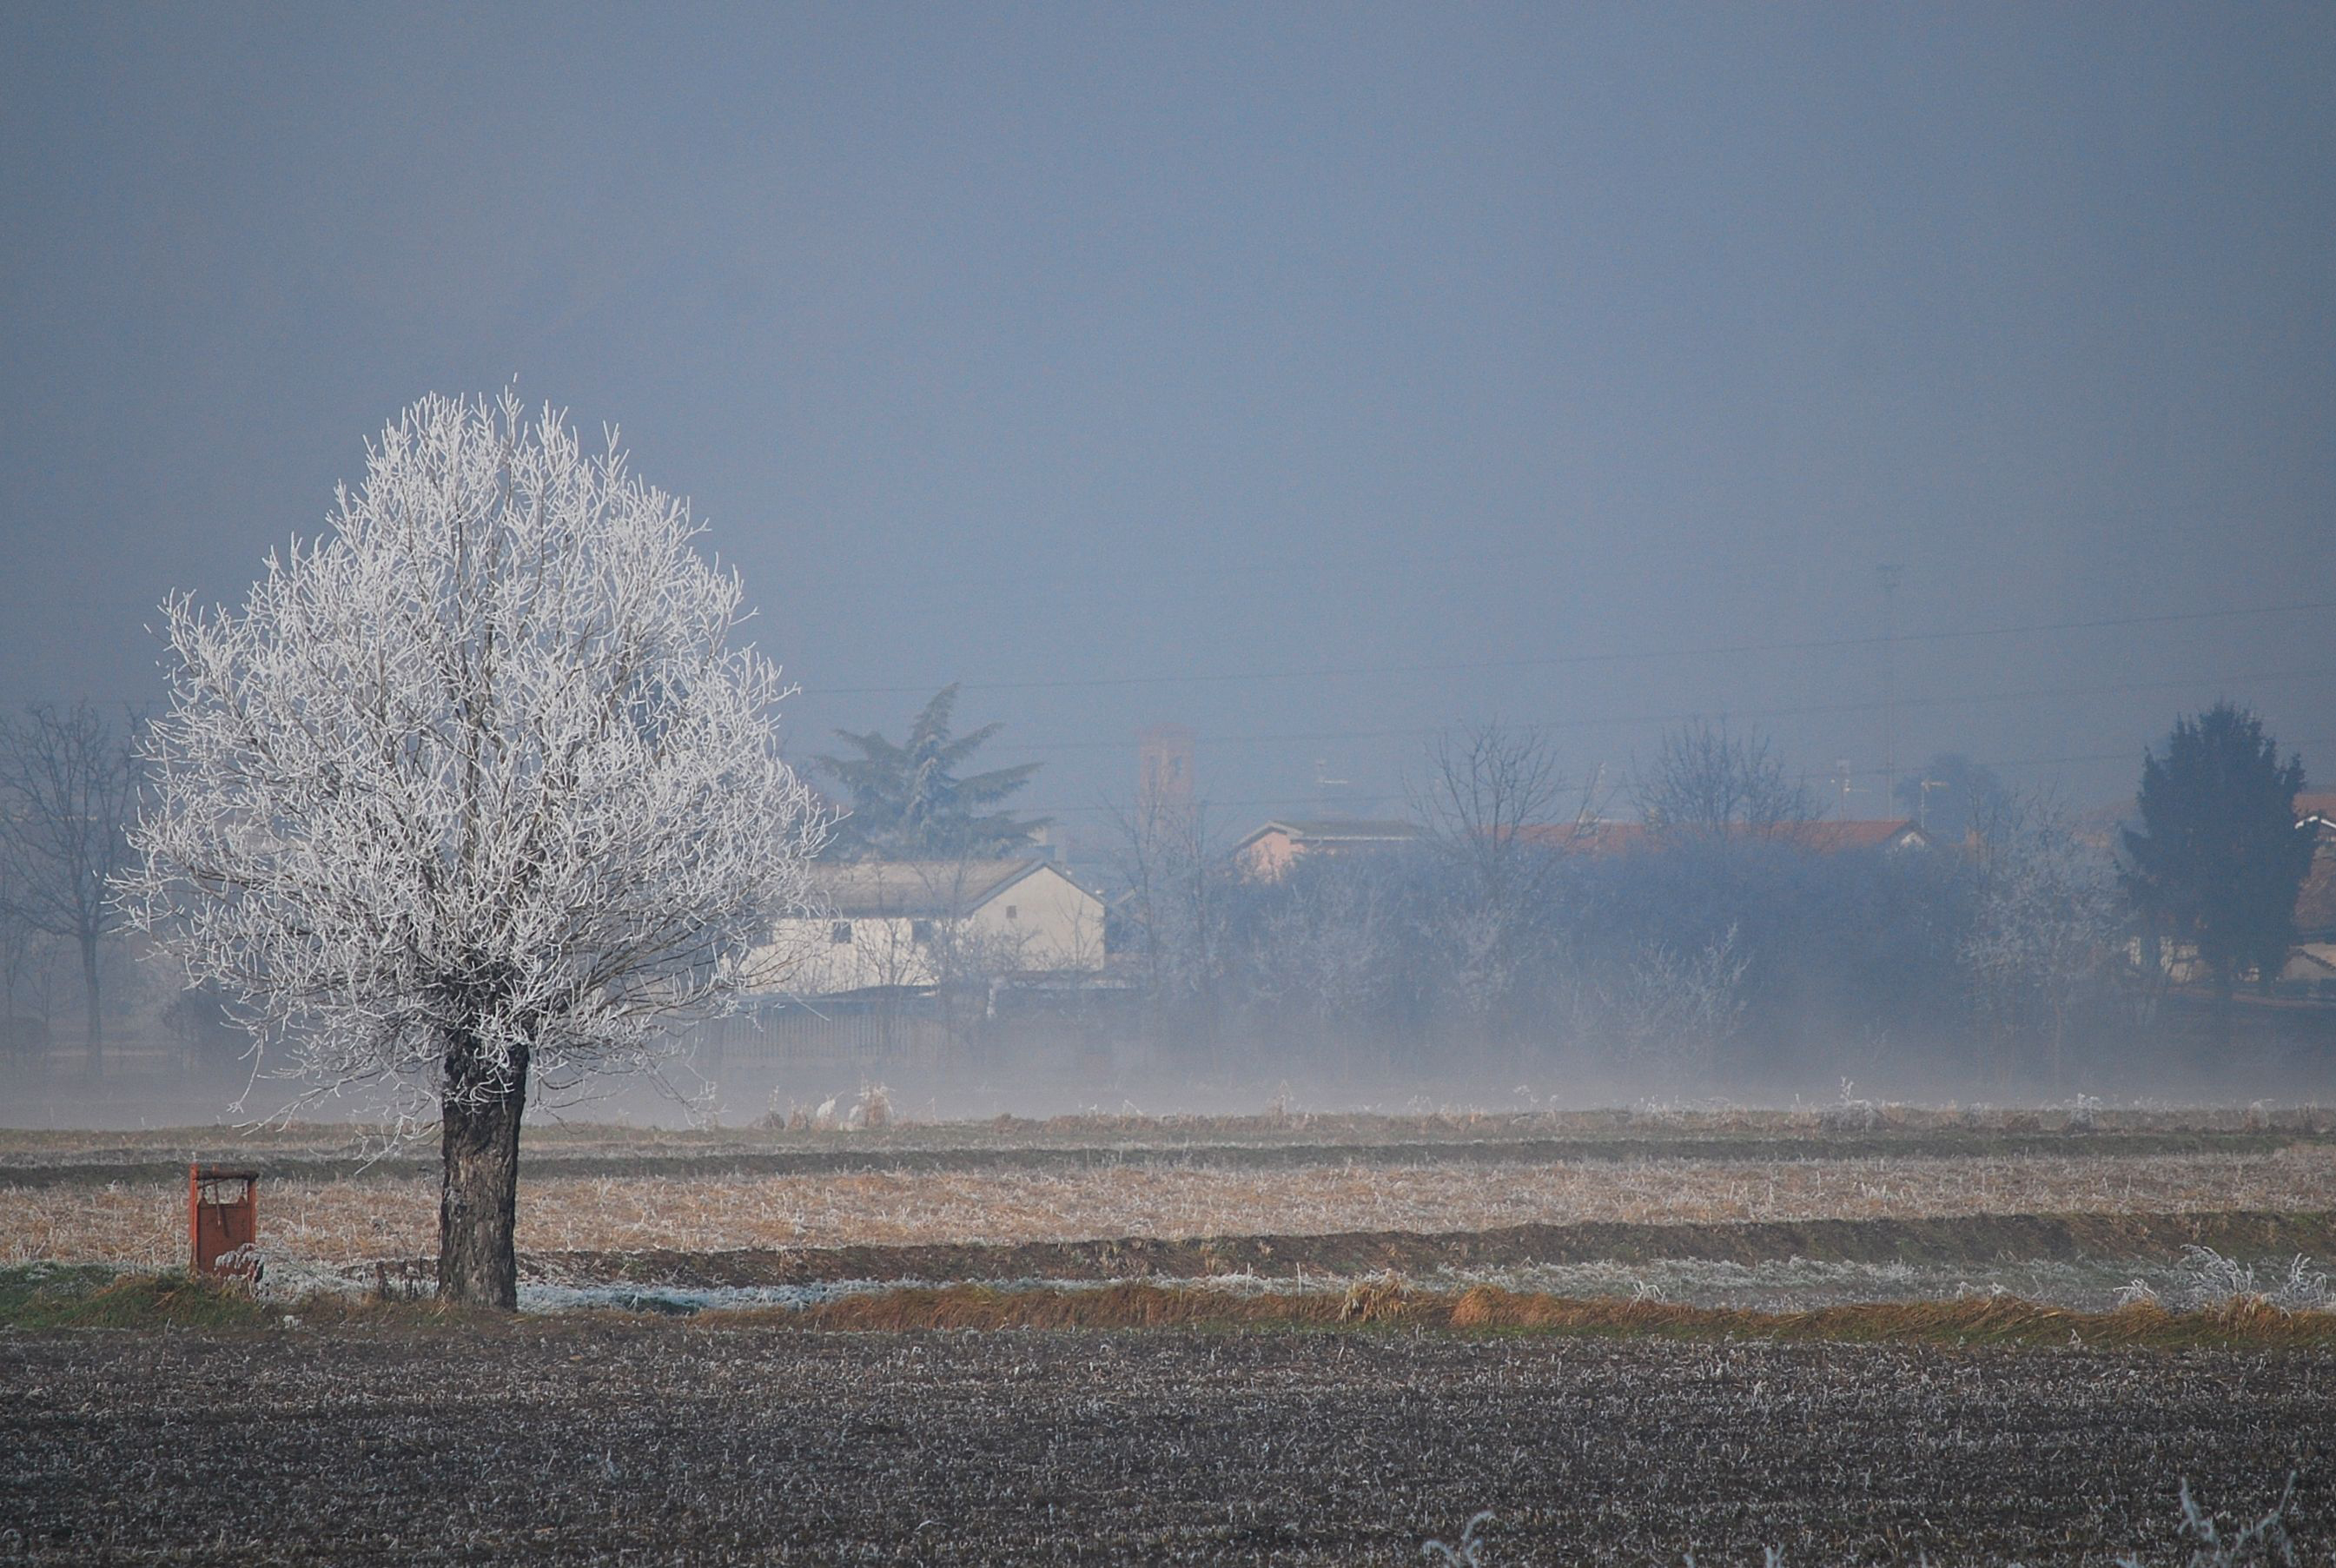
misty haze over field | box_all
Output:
[2,5,2333,1123]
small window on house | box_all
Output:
[911,919,935,943]
[830,922,852,944]
[1004,905,1019,921]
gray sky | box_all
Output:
[3,3,2331,837]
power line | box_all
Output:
[794,595,2336,698]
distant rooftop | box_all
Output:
[1241,818,1417,843]
[804,858,1068,918]
[1525,818,1930,855]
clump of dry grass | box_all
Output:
[1339,1271,1414,1324]
[12,1146,2333,1269]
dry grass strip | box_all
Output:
[15,1145,2334,1268]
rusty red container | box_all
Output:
[189,1165,259,1277]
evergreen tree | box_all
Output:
[2121,702,2314,996]
[816,685,1050,858]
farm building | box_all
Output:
[1233,818,1419,881]
[748,858,1106,997]
[2280,792,2336,994]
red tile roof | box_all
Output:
[1521,819,1927,855]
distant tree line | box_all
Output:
[4,671,2319,1101]
[1103,704,2319,1093]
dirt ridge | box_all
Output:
[485,1207,2336,1288]
[779,1278,2336,1346]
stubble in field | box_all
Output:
[17,1146,2334,1267]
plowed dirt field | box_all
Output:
[3,1323,2326,1565]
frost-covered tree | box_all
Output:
[118,392,826,1307]
[1106,795,1233,1050]
[1256,858,1394,1044]
[1598,923,1749,1088]
[1963,791,2124,1082]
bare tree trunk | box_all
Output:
[79,933,101,1074]
[438,1038,528,1308]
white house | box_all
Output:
[748,858,1106,996]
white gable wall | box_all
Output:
[744,863,1103,997]
[959,863,1104,976]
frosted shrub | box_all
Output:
[1421,1510,1493,1566]
[2121,1248,2336,1312]
[2114,1476,2298,1568]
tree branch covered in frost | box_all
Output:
[1261,863,1393,1029]
[117,391,827,1128]
[1600,923,1750,1083]
[1962,789,2127,1080]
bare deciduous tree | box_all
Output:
[1408,721,1591,908]
[1406,722,1604,1049]
[0,900,64,1062]
[118,391,825,1306]
[1105,794,1232,1052]
[1259,862,1393,1046]
[1633,718,1813,844]
[0,701,140,1068]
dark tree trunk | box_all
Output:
[79,933,101,1075]
[438,1037,529,1308]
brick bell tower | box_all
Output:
[1137,723,1195,824]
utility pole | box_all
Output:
[1877,564,1903,804]
[1916,777,1947,833]
[1831,759,1868,820]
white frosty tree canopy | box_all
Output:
[120,390,825,1111]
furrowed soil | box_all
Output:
[3,1323,2327,1565]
